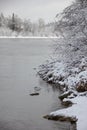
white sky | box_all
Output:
[0,0,74,23]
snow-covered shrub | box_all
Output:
[54,0,87,64]
[38,0,87,93]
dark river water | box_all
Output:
[0,38,71,130]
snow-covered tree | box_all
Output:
[38,18,45,32]
[54,0,87,66]
[76,0,87,4]
[0,13,6,27]
[38,0,87,93]
[8,13,22,32]
[23,19,32,32]
[0,13,55,36]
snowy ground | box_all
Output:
[0,36,58,39]
[38,58,87,92]
[38,58,87,130]
[50,96,87,130]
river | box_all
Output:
[0,38,70,130]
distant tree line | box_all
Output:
[0,13,55,36]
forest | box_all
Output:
[0,13,55,36]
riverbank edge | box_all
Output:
[0,36,59,39]
[42,85,78,124]
[38,61,87,130]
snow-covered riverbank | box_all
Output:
[38,0,87,129]
[38,58,87,130]
[50,96,87,130]
[38,58,87,93]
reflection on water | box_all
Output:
[0,120,76,130]
[0,38,76,130]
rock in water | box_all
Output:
[34,86,41,91]
[30,92,39,96]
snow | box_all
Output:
[38,1,87,130]
[1,1,87,130]
[50,96,87,130]
[38,57,87,90]
[38,58,87,130]
[0,36,58,39]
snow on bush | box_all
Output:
[38,0,87,93]
[38,58,87,93]
[38,1,87,130]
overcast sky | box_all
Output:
[0,0,74,23]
